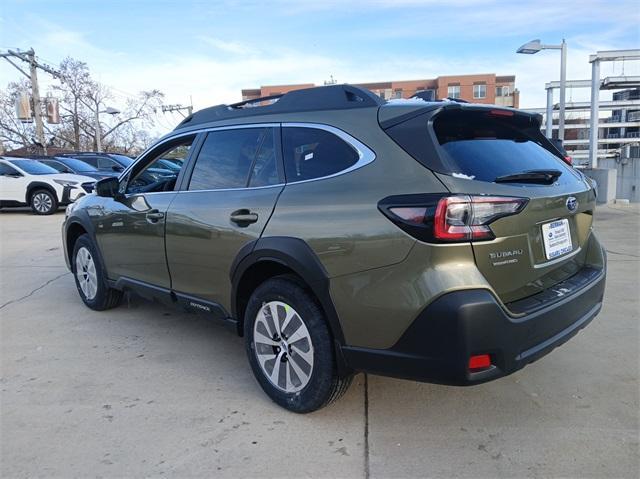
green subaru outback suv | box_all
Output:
[63,85,606,413]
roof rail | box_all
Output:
[175,84,384,130]
[228,93,285,109]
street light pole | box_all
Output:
[558,39,567,141]
[94,106,120,153]
[517,38,568,140]
[95,105,102,152]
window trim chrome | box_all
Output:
[121,121,376,194]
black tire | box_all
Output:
[72,234,122,311]
[30,189,58,215]
[244,276,352,413]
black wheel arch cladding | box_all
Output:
[230,236,347,347]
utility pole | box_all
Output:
[1,48,59,154]
[27,49,46,154]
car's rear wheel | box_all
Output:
[30,189,57,215]
[72,234,122,310]
[244,276,352,413]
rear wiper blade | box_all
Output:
[494,169,562,184]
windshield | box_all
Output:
[108,154,134,166]
[8,159,59,175]
[58,158,98,172]
[433,110,571,182]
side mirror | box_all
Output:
[95,177,121,198]
[112,165,123,172]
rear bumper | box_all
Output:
[341,264,606,385]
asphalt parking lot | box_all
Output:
[1,205,639,478]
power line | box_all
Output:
[161,103,193,118]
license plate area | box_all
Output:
[542,219,573,260]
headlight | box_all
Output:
[54,179,79,187]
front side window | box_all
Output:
[473,84,487,99]
[282,127,359,182]
[58,158,98,173]
[77,157,97,167]
[40,160,68,173]
[97,157,118,170]
[189,128,276,191]
[127,136,194,194]
[447,85,460,99]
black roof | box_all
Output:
[174,84,384,131]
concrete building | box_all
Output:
[605,88,640,143]
[242,73,519,107]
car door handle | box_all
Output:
[146,210,165,223]
[230,209,258,226]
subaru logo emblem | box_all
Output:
[566,196,578,212]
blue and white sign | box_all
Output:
[542,219,573,260]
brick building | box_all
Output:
[242,73,519,107]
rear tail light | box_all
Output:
[381,194,528,243]
[433,195,527,241]
[563,155,573,166]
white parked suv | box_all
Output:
[0,157,96,215]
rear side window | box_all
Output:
[189,128,277,190]
[282,127,358,182]
[433,110,568,182]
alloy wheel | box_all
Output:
[253,301,314,393]
[75,246,98,300]
[33,193,53,213]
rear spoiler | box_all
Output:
[378,102,542,130]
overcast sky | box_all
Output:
[1,0,638,132]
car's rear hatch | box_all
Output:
[382,103,597,306]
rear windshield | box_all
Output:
[433,110,568,182]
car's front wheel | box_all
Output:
[244,276,352,413]
[30,189,58,215]
[72,234,122,310]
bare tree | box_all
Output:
[1,55,165,154]
[0,79,36,149]
[100,89,164,148]
[51,57,93,149]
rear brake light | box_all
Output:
[433,195,527,242]
[488,109,514,117]
[468,354,492,371]
[381,194,528,244]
